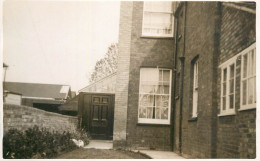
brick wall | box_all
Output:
[216,5,256,158]
[113,1,133,148]
[3,104,78,135]
[174,2,220,158]
[125,1,175,151]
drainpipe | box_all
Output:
[171,13,179,152]
[179,2,187,155]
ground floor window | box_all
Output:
[241,44,256,110]
[138,68,172,124]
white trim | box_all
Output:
[21,96,55,100]
[218,111,236,117]
[219,61,236,115]
[240,45,256,110]
[141,1,174,38]
[219,43,256,68]
[223,2,256,14]
[238,105,256,111]
[192,60,199,118]
[138,68,172,124]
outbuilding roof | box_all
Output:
[5,82,71,100]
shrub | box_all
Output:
[3,126,78,159]
[72,128,90,145]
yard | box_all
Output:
[55,148,150,159]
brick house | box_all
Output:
[113,1,256,159]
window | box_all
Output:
[142,1,174,37]
[138,68,172,124]
[241,45,256,110]
[192,60,199,118]
[220,62,236,115]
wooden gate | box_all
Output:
[78,93,114,140]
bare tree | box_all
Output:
[89,43,118,83]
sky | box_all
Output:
[3,0,120,92]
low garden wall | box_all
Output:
[3,104,78,135]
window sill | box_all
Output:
[218,112,236,117]
[238,106,256,112]
[188,117,197,122]
[141,35,174,39]
[136,123,171,127]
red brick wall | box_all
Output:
[174,2,220,158]
[125,1,175,150]
[216,5,256,158]
[3,104,78,135]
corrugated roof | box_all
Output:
[5,82,70,99]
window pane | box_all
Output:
[164,85,170,94]
[223,82,226,96]
[144,1,172,12]
[243,54,248,78]
[141,85,155,93]
[155,107,161,119]
[159,70,163,81]
[229,79,234,94]
[223,68,227,81]
[161,108,168,119]
[163,70,170,82]
[140,68,159,82]
[242,80,247,105]
[139,107,147,118]
[222,97,226,110]
[156,85,164,94]
[248,51,254,76]
[248,78,254,104]
[147,107,153,119]
[143,12,172,34]
[254,77,256,103]
[162,95,169,108]
[155,95,162,107]
[139,94,154,107]
[229,95,234,109]
[230,64,235,78]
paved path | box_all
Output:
[139,150,185,159]
[83,140,185,159]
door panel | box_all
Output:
[90,95,112,139]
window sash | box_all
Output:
[138,68,172,124]
[142,2,174,37]
[220,63,236,114]
[241,47,256,109]
[192,61,199,118]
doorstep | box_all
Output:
[139,150,185,159]
[84,140,113,149]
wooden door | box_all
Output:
[90,95,112,139]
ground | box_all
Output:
[55,148,150,159]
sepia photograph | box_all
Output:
[1,0,257,159]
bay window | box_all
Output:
[138,68,172,124]
[241,44,256,110]
[142,1,174,37]
[220,62,236,115]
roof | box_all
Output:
[58,95,79,111]
[223,2,256,14]
[5,82,71,99]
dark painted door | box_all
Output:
[90,95,112,139]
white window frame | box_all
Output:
[138,68,172,124]
[142,1,174,38]
[240,44,256,110]
[192,60,199,118]
[219,61,236,116]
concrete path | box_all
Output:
[84,140,113,149]
[139,150,185,159]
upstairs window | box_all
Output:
[241,44,256,110]
[192,60,199,118]
[138,68,172,124]
[142,1,174,37]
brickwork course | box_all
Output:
[3,104,78,135]
[115,1,256,159]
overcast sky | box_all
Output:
[3,0,120,92]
